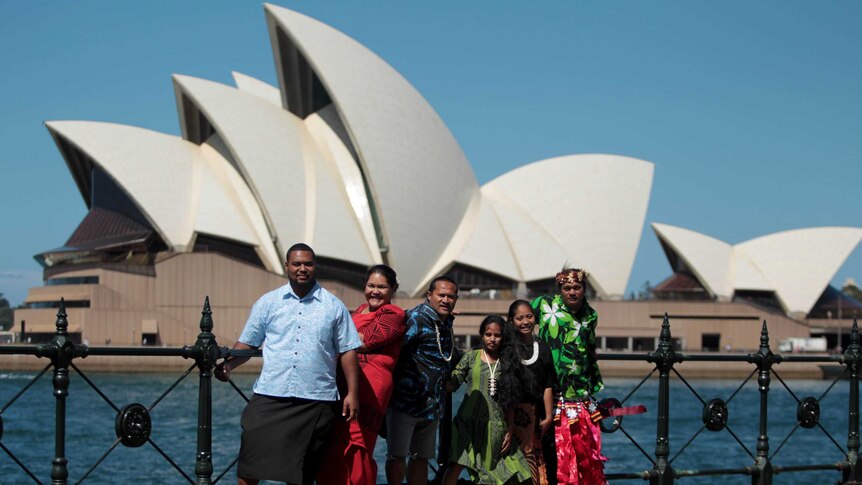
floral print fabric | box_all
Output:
[531,295,603,400]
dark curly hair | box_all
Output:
[506,300,541,401]
[366,264,399,291]
[479,315,528,410]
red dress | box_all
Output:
[317,303,406,485]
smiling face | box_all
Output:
[285,250,315,289]
[364,272,394,312]
[427,280,458,320]
[482,322,503,355]
[511,303,536,338]
[560,280,586,312]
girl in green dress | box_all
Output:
[442,316,532,485]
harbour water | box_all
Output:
[0,371,851,484]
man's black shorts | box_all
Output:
[238,393,337,484]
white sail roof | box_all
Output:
[265,3,480,294]
[477,154,654,298]
[173,74,377,266]
[652,223,734,297]
[46,121,281,272]
[653,223,862,314]
[231,71,281,106]
[737,227,862,314]
[43,6,664,297]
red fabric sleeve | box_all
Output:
[360,304,407,350]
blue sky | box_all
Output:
[1,1,860,306]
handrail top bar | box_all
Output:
[0,346,42,355]
[0,346,846,362]
[86,347,191,357]
[597,352,845,364]
[224,348,262,358]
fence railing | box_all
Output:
[0,297,860,484]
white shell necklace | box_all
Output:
[433,320,453,362]
[484,351,500,397]
[521,341,539,366]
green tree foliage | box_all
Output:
[844,281,862,302]
[637,280,653,301]
[0,293,12,331]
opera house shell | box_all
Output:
[15,4,653,347]
[652,223,862,317]
[15,5,859,358]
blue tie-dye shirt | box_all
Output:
[239,281,361,401]
[390,301,457,420]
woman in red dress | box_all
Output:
[318,264,406,485]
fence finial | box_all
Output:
[199,296,213,334]
[659,312,672,348]
[851,319,859,350]
[55,298,69,336]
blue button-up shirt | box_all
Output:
[238,281,361,401]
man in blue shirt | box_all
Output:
[215,243,361,485]
[386,276,459,485]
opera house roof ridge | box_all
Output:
[40,4,656,297]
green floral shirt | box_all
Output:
[532,295,603,399]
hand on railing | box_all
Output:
[214,359,231,382]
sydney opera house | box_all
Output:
[14,5,862,356]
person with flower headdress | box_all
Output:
[531,267,605,485]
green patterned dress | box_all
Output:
[449,350,532,484]
[531,295,603,399]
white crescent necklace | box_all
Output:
[521,341,539,366]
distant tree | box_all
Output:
[844,281,862,302]
[0,293,12,331]
[637,281,652,301]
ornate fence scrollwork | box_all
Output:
[797,397,820,429]
[0,303,859,484]
[115,403,151,448]
[703,398,729,432]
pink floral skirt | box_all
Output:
[555,402,607,484]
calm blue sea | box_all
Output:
[0,371,852,484]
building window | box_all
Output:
[605,337,629,351]
[29,300,90,309]
[633,337,656,351]
[448,264,516,296]
[315,257,369,289]
[193,234,264,269]
[702,333,721,352]
[454,335,470,351]
[733,290,783,313]
[526,278,597,300]
[46,276,99,286]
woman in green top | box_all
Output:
[442,316,532,485]
[532,268,606,485]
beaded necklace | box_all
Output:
[521,341,539,366]
[483,350,500,397]
[433,319,453,362]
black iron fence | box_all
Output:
[0,297,861,484]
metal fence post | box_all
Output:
[184,297,219,485]
[647,314,682,485]
[33,299,86,485]
[750,321,776,485]
[844,319,861,484]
